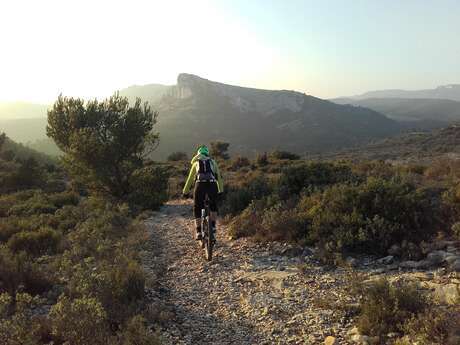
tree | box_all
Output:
[210,141,230,160]
[0,133,6,150]
[47,93,160,200]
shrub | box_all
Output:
[0,293,44,345]
[210,141,230,160]
[116,315,160,345]
[50,295,109,345]
[305,178,437,256]
[255,152,268,166]
[7,228,61,256]
[167,151,188,161]
[229,156,250,171]
[277,162,354,200]
[228,197,306,241]
[48,191,80,208]
[0,247,52,295]
[127,165,169,210]
[269,150,300,160]
[357,279,427,338]
[220,173,272,216]
[399,308,460,345]
[7,192,57,217]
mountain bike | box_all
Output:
[200,194,215,261]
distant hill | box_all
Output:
[118,83,171,105]
[314,125,460,162]
[331,98,460,130]
[122,73,401,159]
[0,101,48,119]
[1,135,55,164]
[0,117,48,143]
[1,75,408,160]
[338,84,460,102]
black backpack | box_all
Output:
[197,158,215,181]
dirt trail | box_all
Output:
[142,200,354,345]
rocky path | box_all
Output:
[141,200,355,345]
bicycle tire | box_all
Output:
[200,218,206,249]
[205,218,213,261]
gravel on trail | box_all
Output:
[141,200,355,345]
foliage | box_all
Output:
[0,247,52,295]
[126,164,169,211]
[0,292,44,345]
[210,141,230,160]
[277,162,354,199]
[47,94,160,203]
[167,151,188,161]
[399,308,460,345]
[220,173,273,216]
[269,150,300,160]
[229,156,251,171]
[305,178,437,256]
[255,152,268,166]
[357,279,427,338]
[50,295,109,345]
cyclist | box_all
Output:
[183,145,224,241]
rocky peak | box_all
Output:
[173,73,307,114]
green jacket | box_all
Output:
[183,154,224,194]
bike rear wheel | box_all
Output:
[205,221,213,261]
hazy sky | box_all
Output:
[0,0,459,103]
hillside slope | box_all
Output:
[316,125,460,161]
[132,74,401,159]
[331,97,460,130]
[340,84,460,102]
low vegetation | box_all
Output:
[0,93,165,344]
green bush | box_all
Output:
[7,192,57,217]
[7,228,61,256]
[229,156,251,171]
[0,293,44,345]
[228,197,306,241]
[269,150,300,160]
[167,151,188,161]
[50,295,109,345]
[220,173,272,216]
[48,191,80,208]
[277,162,354,200]
[255,152,269,166]
[305,178,437,256]
[0,247,52,295]
[358,279,427,338]
[116,315,160,345]
[127,165,169,210]
[399,308,460,345]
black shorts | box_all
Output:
[193,181,218,219]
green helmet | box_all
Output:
[197,145,209,156]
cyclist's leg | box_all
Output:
[193,183,205,239]
[207,182,219,234]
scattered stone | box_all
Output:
[369,268,386,275]
[451,259,460,272]
[324,335,337,345]
[434,284,459,305]
[445,255,459,265]
[351,334,371,344]
[347,326,359,336]
[346,257,359,268]
[399,260,429,269]
[388,244,401,256]
[427,251,447,265]
[410,272,434,281]
[376,255,394,265]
